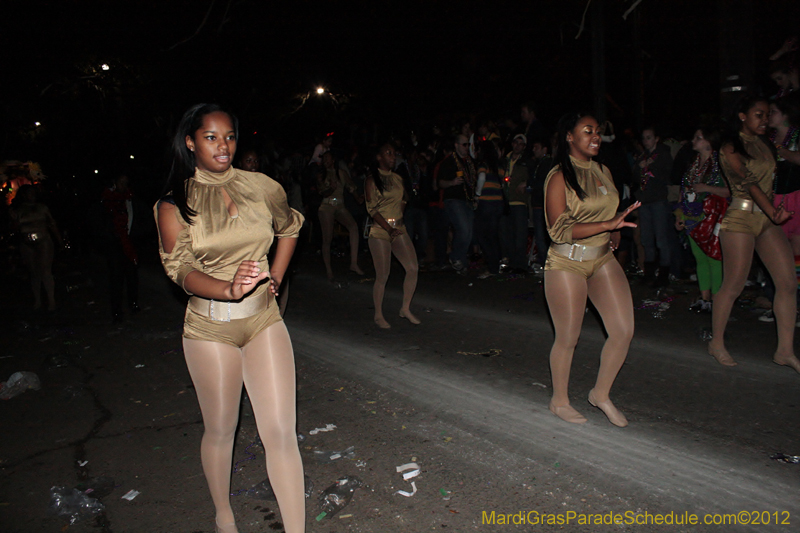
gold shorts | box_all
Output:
[183,291,281,348]
[720,209,774,237]
[544,248,614,280]
[318,202,349,217]
[369,224,406,242]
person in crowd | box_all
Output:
[759,94,800,323]
[399,148,429,260]
[437,134,477,272]
[365,143,420,328]
[770,94,800,254]
[708,95,800,373]
[500,134,532,272]
[544,111,640,427]
[474,140,504,277]
[317,151,363,281]
[674,126,730,313]
[155,104,306,533]
[769,39,799,98]
[529,138,554,268]
[633,125,674,287]
[521,101,547,158]
[237,148,261,173]
[309,132,333,165]
[101,173,141,322]
[9,184,62,311]
[428,143,453,269]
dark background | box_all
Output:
[2,0,799,200]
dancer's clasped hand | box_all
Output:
[228,260,269,300]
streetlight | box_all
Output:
[101,64,110,71]
[316,87,325,95]
[34,122,41,127]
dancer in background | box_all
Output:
[365,143,420,328]
[709,95,800,373]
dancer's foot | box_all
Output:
[774,352,800,374]
[375,316,391,329]
[399,309,421,325]
[588,389,628,427]
[548,401,587,424]
[708,343,737,366]
[350,265,365,276]
[215,518,239,533]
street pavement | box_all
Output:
[1,249,798,532]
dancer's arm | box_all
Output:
[545,172,639,241]
[269,237,297,295]
[157,201,267,300]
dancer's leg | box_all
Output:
[755,226,800,371]
[391,233,420,323]
[334,208,363,274]
[709,231,755,365]
[369,237,392,328]
[318,207,335,280]
[586,260,634,426]
[544,269,589,423]
[182,338,244,530]
[242,323,305,532]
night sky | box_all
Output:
[3,0,799,195]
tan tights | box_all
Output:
[20,238,55,310]
[544,260,634,414]
[369,233,419,325]
[710,227,797,365]
[319,206,360,280]
[183,321,305,533]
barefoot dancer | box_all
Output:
[365,143,420,329]
[709,95,800,373]
[544,112,640,427]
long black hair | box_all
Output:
[724,94,769,161]
[554,111,592,201]
[162,103,239,224]
[371,142,395,195]
[477,140,499,175]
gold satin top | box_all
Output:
[366,170,405,220]
[544,156,618,247]
[319,167,355,200]
[720,132,775,201]
[155,166,304,295]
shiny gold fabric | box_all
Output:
[543,156,618,247]
[366,170,406,242]
[155,167,304,346]
[156,166,304,292]
[720,132,776,201]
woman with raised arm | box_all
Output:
[544,112,640,427]
[709,95,800,373]
[155,104,306,533]
[365,143,420,328]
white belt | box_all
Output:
[385,218,403,228]
[728,198,762,213]
[550,242,610,262]
[188,290,270,322]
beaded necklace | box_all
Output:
[680,151,720,217]
[454,154,477,201]
[638,150,658,191]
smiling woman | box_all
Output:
[154,104,307,533]
[542,111,640,427]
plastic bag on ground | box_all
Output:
[48,486,105,524]
[0,371,41,399]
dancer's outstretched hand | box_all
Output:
[608,201,641,231]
